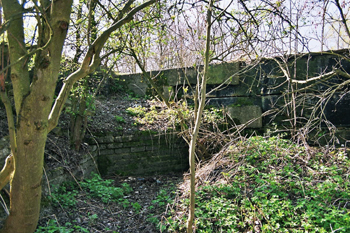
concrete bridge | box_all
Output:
[117,49,350,142]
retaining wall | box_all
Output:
[116,49,350,132]
[86,131,188,176]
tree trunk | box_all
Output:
[186,1,213,232]
[1,134,46,233]
[1,103,48,232]
[70,94,88,151]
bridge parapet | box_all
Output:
[116,49,350,132]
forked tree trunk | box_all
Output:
[1,0,72,231]
[1,81,53,232]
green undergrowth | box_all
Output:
[161,136,350,233]
[80,172,133,204]
[36,219,90,233]
[147,186,178,229]
[48,173,133,207]
[39,173,133,232]
[126,101,225,128]
[39,173,179,232]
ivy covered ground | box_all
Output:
[163,136,350,233]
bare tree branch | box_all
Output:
[291,70,336,84]
[334,0,350,39]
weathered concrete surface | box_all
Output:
[227,105,262,128]
[159,62,241,86]
[85,131,188,176]
[119,61,241,97]
[116,49,350,129]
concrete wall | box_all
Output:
[116,49,350,130]
[85,131,188,176]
